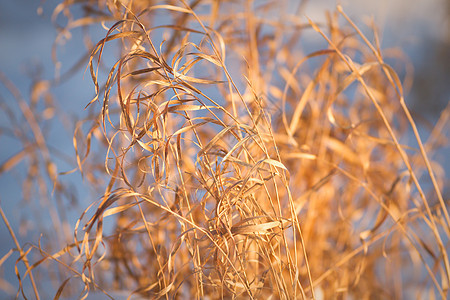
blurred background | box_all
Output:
[0,0,448,298]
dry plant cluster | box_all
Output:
[0,0,449,299]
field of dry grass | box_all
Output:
[1,0,449,299]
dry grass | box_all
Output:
[1,0,449,299]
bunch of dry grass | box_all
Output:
[1,0,449,299]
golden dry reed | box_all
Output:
[1,0,449,299]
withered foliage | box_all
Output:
[1,1,449,299]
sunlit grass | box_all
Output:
[0,1,449,299]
